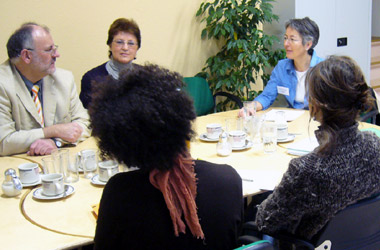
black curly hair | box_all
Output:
[88,64,196,172]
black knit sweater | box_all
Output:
[255,123,380,240]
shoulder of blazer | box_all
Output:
[50,67,74,79]
[0,60,27,95]
[47,68,75,88]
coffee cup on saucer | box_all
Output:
[275,111,288,140]
[18,163,40,184]
[41,173,64,196]
[206,123,222,139]
[98,160,119,182]
[277,124,289,140]
[228,130,247,148]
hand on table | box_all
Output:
[238,101,262,117]
[44,122,83,143]
[28,139,57,156]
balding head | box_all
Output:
[7,23,50,61]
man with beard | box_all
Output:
[0,22,90,156]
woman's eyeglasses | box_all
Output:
[113,40,137,48]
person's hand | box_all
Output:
[27,139,56,156]
[44,122,83,143]
[238,101,263,117]
[238,107,256,117]
[238,107,246,117]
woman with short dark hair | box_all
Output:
[80,18,141,108]
[255,55,380,240]
[90,64,243,250]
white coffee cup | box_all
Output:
[228,130,247,148]
[98,160,119,182]
[275,111,288,140]
[41,173,64,196]
[206,123,222,139]
[18,163,40,184]
[277,124,289,140]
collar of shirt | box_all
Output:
[16,68,44,105]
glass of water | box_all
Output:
[262,122,277,154]
[80,149,98,179]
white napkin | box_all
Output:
[286,137,319,156]
[264,109,305,122]
[237,169,284,191]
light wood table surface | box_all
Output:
[1,108,379,250]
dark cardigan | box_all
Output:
[79,62,109,109]
[256,123,380,239]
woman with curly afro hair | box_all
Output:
[90,64,243,250]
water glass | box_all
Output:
[65,152,80,183]
[51,149,68,174]
[52,149,79,183]
[42,155,60,174]
[243,101,256,117]
[225,117,244,133]
[262,122,277,153]
[249,114,265,144]
[81,149,98,179]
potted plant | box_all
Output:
[196,0,286,110]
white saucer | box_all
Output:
[232,140,253,151]
[91,174,107,186]
[277,134,296,143]
[199,133,219,142]
[22,178,42,188]
[33,185,75,200]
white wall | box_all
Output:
[373,0,380,36]
[295,0,372,84]
[265,0,372,83]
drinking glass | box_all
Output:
[51,149,68,174]
[225,117,244,134]
[51,149,79,183]
[262,122,277,153]
[41,155,59,174]
[65,152,80,183]
[81,149,98,179]
[243,101,256,134]
[249,114,265,144]
[243,101,256,117]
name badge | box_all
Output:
[277,86,290,96]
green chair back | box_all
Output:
[234,240,273,250]
[183,77,214,116]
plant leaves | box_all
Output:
[197,0,286,108]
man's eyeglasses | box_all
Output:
[113,40,137,48]
[26,45,59,55]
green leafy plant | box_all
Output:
[196,0,286,110]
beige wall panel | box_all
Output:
[0,0,220,91]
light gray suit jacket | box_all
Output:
[0,60,91,156]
